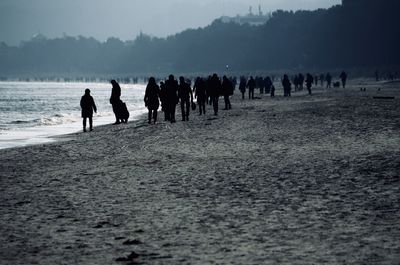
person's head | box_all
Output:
[148,77,156,84]
[85,88,90,95]
[168,74,174,81]
[284,74,288,79]
[179,76,185,83]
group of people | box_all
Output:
[80,71,348,131]
[145,74,234,124]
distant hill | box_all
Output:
[0,0,399,76]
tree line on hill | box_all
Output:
[0,0,399,76]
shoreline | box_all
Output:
[1,83,400,264]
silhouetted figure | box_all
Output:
[264,76,272,94]
[194,77,206,115]
[110,79,121,124]
[80,89,97,132]
[294,75,299,91]
[144,77,160,124]
[270,85,275,97]
[282,74,292,97]
[305,73,314,95]
[210,74,221,115]
[320,74,325,87]
[165,75,179,123]
[256,76,264,94]
[206,75,212,105]
[314,75,318,86]
[340,71,348,88]
[326,73,332,88]
[159,81,168,121]
[298,74,304,91]
[178,76,193,121]
[239,77,246,99]
[222,75,233,110]
[247,76,256,99]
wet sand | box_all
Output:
[1,81,400,264]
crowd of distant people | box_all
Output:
[80,71,349,132]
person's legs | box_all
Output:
[185,100,190,121]
[181,101,186,121]
[153,109,157,123]
[148,110,152,124]
[112,104,120,124]
[171,104,176,123]
[213,96,218,115]
[89,117,93,131]
[83,117,87,132]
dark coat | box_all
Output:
[247,78,256,90]
[144,83,160,110]
[80,95,97,118]
[110,84,121,104]
[178,82,192,101]
[222,78,233,96]
[165,79,179,105]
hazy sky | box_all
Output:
[0,0,341,45]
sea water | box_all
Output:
[0,81,147,149]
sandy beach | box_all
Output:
[1,81,399,264]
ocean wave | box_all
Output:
[7,113,80,127]
[37,114,79,126]
[9,120,32,124]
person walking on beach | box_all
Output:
[340,71,348,88]
[326,73,332,88]
[239,77,246,99]
[222,75,233,110]
[194,77,207,115]
[110,79,121,124]
[159,81,168,121]
[165,75,179,123]
[80,89,97,132]
[247,76,256,100]
[264,76,273,94]
[210,73,221,115]
[282,74,292,97]
[320,73,325,87]
[305,73,314,95]
[178,76,193,121]
[298,73,304,91]
[144,77,161,124]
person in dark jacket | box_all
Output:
[282,74,292,97]
[194,77,207,115]
[144,77,161,124]
[110,79,121,124]
[222,75,233,110]
[239,77,246,99]
[80,88,97,132]
[178,76,193,121]
[159,81,168,121]
[340,71,348,88]
[247,76,256,99]
[164,75,179,123]
[264,76,272,94]
[326,73,332,88]
[209,74,221,115]
[305,73,314,95]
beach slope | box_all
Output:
[1,83,399,264]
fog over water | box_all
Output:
[0,0,341,45]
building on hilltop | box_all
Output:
[220,5,271,26]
